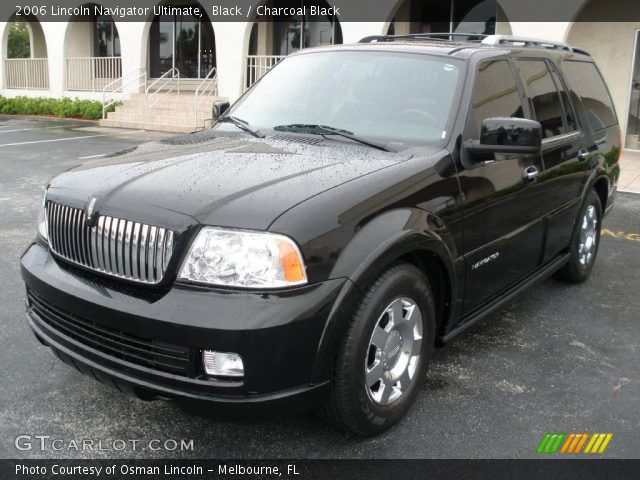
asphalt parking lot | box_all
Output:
[0,116,639,459]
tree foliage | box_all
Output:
[7,22,31,59]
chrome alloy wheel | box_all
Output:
[578,205,598,266]
[365,297,423,405]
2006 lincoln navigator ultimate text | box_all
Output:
[21,34,621,435]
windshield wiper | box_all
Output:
[218,116,264,138]
[273,124,393,152]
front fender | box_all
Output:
[310,208,459,382]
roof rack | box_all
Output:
[359,33,487,44]
[358,33,590,56]
[481,35,590,55]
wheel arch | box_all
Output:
[311,210,457,383]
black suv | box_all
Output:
[21,34,621,436]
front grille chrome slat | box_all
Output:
[46,202,174,285]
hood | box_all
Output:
[47,132,413,230]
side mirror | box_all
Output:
[465,117,542,159]
[212,100,230,121]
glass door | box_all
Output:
[627,30,640,150]
[149,6,216,79]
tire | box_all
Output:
[318,263,436,436]
[554,190,602,283]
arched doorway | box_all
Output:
[3,12,48,89]
[148,1,216,79]
[244,0,342,89]
[64,3,122,91]
[566,0,640,150]
[385,0,509,37]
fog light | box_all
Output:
[202,351,244,378]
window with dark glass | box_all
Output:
[148,7,216,78]
[561,60,618,132]
[269,0,341,56]
[93,16,120,57]
[517,60,569,138]
[387,0,497,37]
[548,62,577,132]
[469,59,524,138]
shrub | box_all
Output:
[0,96,109,120]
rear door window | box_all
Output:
[517,60,573,138]
[560,60,618,131]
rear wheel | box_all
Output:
[318,263,435,436]
[555,190,602,283]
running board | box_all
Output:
[439,253,570,344]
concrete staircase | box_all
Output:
[100,92,224,133]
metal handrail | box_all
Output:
[102,68,147,119]
[145,67,180,109]
[194,67,218,125]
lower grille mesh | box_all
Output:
[27,289,192,376]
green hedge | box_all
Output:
[0,96,114,120]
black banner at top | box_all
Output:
[3,0,640,22]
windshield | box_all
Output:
[221,50,463,147]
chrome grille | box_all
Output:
[46,202,174,284]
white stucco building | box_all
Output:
[0,0,638,149]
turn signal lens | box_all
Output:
[278,239,305,283]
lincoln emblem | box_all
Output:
[85,197,97,223]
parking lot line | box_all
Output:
[0,125,82,134]
[0,130,144,148]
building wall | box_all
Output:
[0,0,635,150]
[567,21,640,149]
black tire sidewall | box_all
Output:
[341,264,436,434]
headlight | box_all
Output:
[178,227,307,288]
[37,190,48,242]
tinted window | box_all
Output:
[549,65,577,132]
[517,60,568,138]
[561,61,618,131]
[470,60,524,138]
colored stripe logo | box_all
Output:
[537,433,613,454]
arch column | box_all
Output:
[0,22,7,89]
[41,22,65,95]
[339,22,388,43]
[508,22,571,43]
[213,21,249,102]
[117,22,147,91]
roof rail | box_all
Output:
[357,33,591,56]
[481,35,590,55]
[359,33,487,43]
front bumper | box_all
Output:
[21,243,350,413]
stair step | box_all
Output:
[100,119,203,133]
[100,93,224,133]
[107,112,211,123]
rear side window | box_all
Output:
[517,60,573,138]
[470,59,524,138]
[561,61,618,131]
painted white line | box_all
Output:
[78,153,108,160]
[0,130,144,148]
[0,124,81,133]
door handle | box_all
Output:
[522,165,539,182]
[577,148,590,161]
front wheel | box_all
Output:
[318,263,435,436]
[555,190,602,283]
